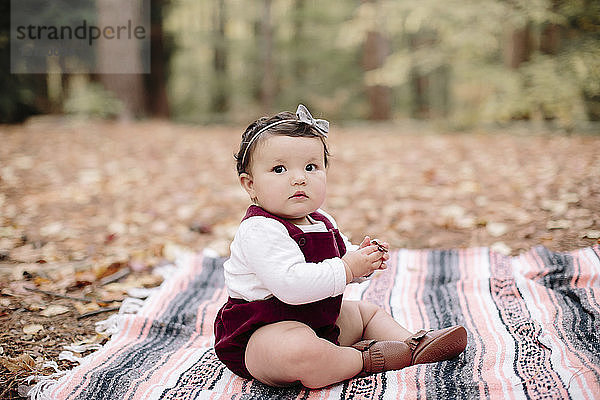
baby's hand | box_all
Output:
[359,236,389,253]
[342,237,389,283]
[371,238,390,270]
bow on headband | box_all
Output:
[296,104,329,136]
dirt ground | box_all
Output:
[0,117,599,398]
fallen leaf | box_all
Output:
[189,223,213,234]
[22,324,44,335]
[40,222,63,237]
[455,216,477,229]
[541,200,568,216]
[547,220,572,230]
[491,242,512,256]
[18,385,33,397]
[73,301,101,314]
[40,304,70,317]
[440,205,466,219]
[33,276,51,286]
[0,353,35,373]
[583,230,600,239]
[487,222,509,237]
[574,219,594,230]
[560,192,579,203]
[94,261,126,280]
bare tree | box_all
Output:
[147,0,170,118]
[259,0,276,113]
[211,0,228,114]
[503,23,532,69]
[96,0,147,118]
[362,0,392,120]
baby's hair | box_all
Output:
[234,111,330,175]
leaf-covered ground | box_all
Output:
[0,118,599,398]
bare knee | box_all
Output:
[271,330,336,388]
[357,301,381,328]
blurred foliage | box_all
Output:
[163,0,599,128]
[63,76,123,118]
[164,0,362,123]
[1,0,598,127]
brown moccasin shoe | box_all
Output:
[352,340,412,376]
[404,325,467,366]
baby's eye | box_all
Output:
[273,165,287,174]
[305,163,318,172]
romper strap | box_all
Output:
[242,205,304,237]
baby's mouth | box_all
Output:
[290,191,308,199]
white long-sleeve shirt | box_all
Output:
[224,209,358,305]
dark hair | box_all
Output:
[234,111,330,175]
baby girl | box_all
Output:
[213,104,467,388]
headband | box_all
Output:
[240,104,329,170]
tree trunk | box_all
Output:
[408,33,435,119]
[540,24,560,55]
[540,0,561,56]
[211,0,228,114]
[96,0,147,119]
[362,0,391,120]
[146,0,170,118]
[292,0,306,82]
[259,0,275,113]
[503,23,532,69]
[410,71,429,119]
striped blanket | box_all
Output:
[33,246,600,399]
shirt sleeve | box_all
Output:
[238,217,347,305]
[316,209,372,283]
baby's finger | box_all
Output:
[370,239,388,253]
[368,248,385,263]
[372,239,389,249]
[359,236,371,249]
[361,244,379,255]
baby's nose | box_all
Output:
[291,170,307,184]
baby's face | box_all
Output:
[241,135,327,225]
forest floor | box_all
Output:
[0,117,599,398]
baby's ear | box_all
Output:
[239,173,255,198]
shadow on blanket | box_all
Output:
[31,246,600,400]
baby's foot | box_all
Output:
[352,325,467,377]
[404,326,468,365]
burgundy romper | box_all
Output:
[213,205,347,379]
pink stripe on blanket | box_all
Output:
[525,249,600,399]
[459,248,518,400]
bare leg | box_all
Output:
[336,300,413,346]
[245,321,363,389]
[335,301,468,376]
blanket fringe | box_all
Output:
[26,259,182,399]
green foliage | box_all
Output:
[3,0,597,126]
[161,0,598,127]
[164,0,362,123]
[344,0,599,127]
[63,79,123,119]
